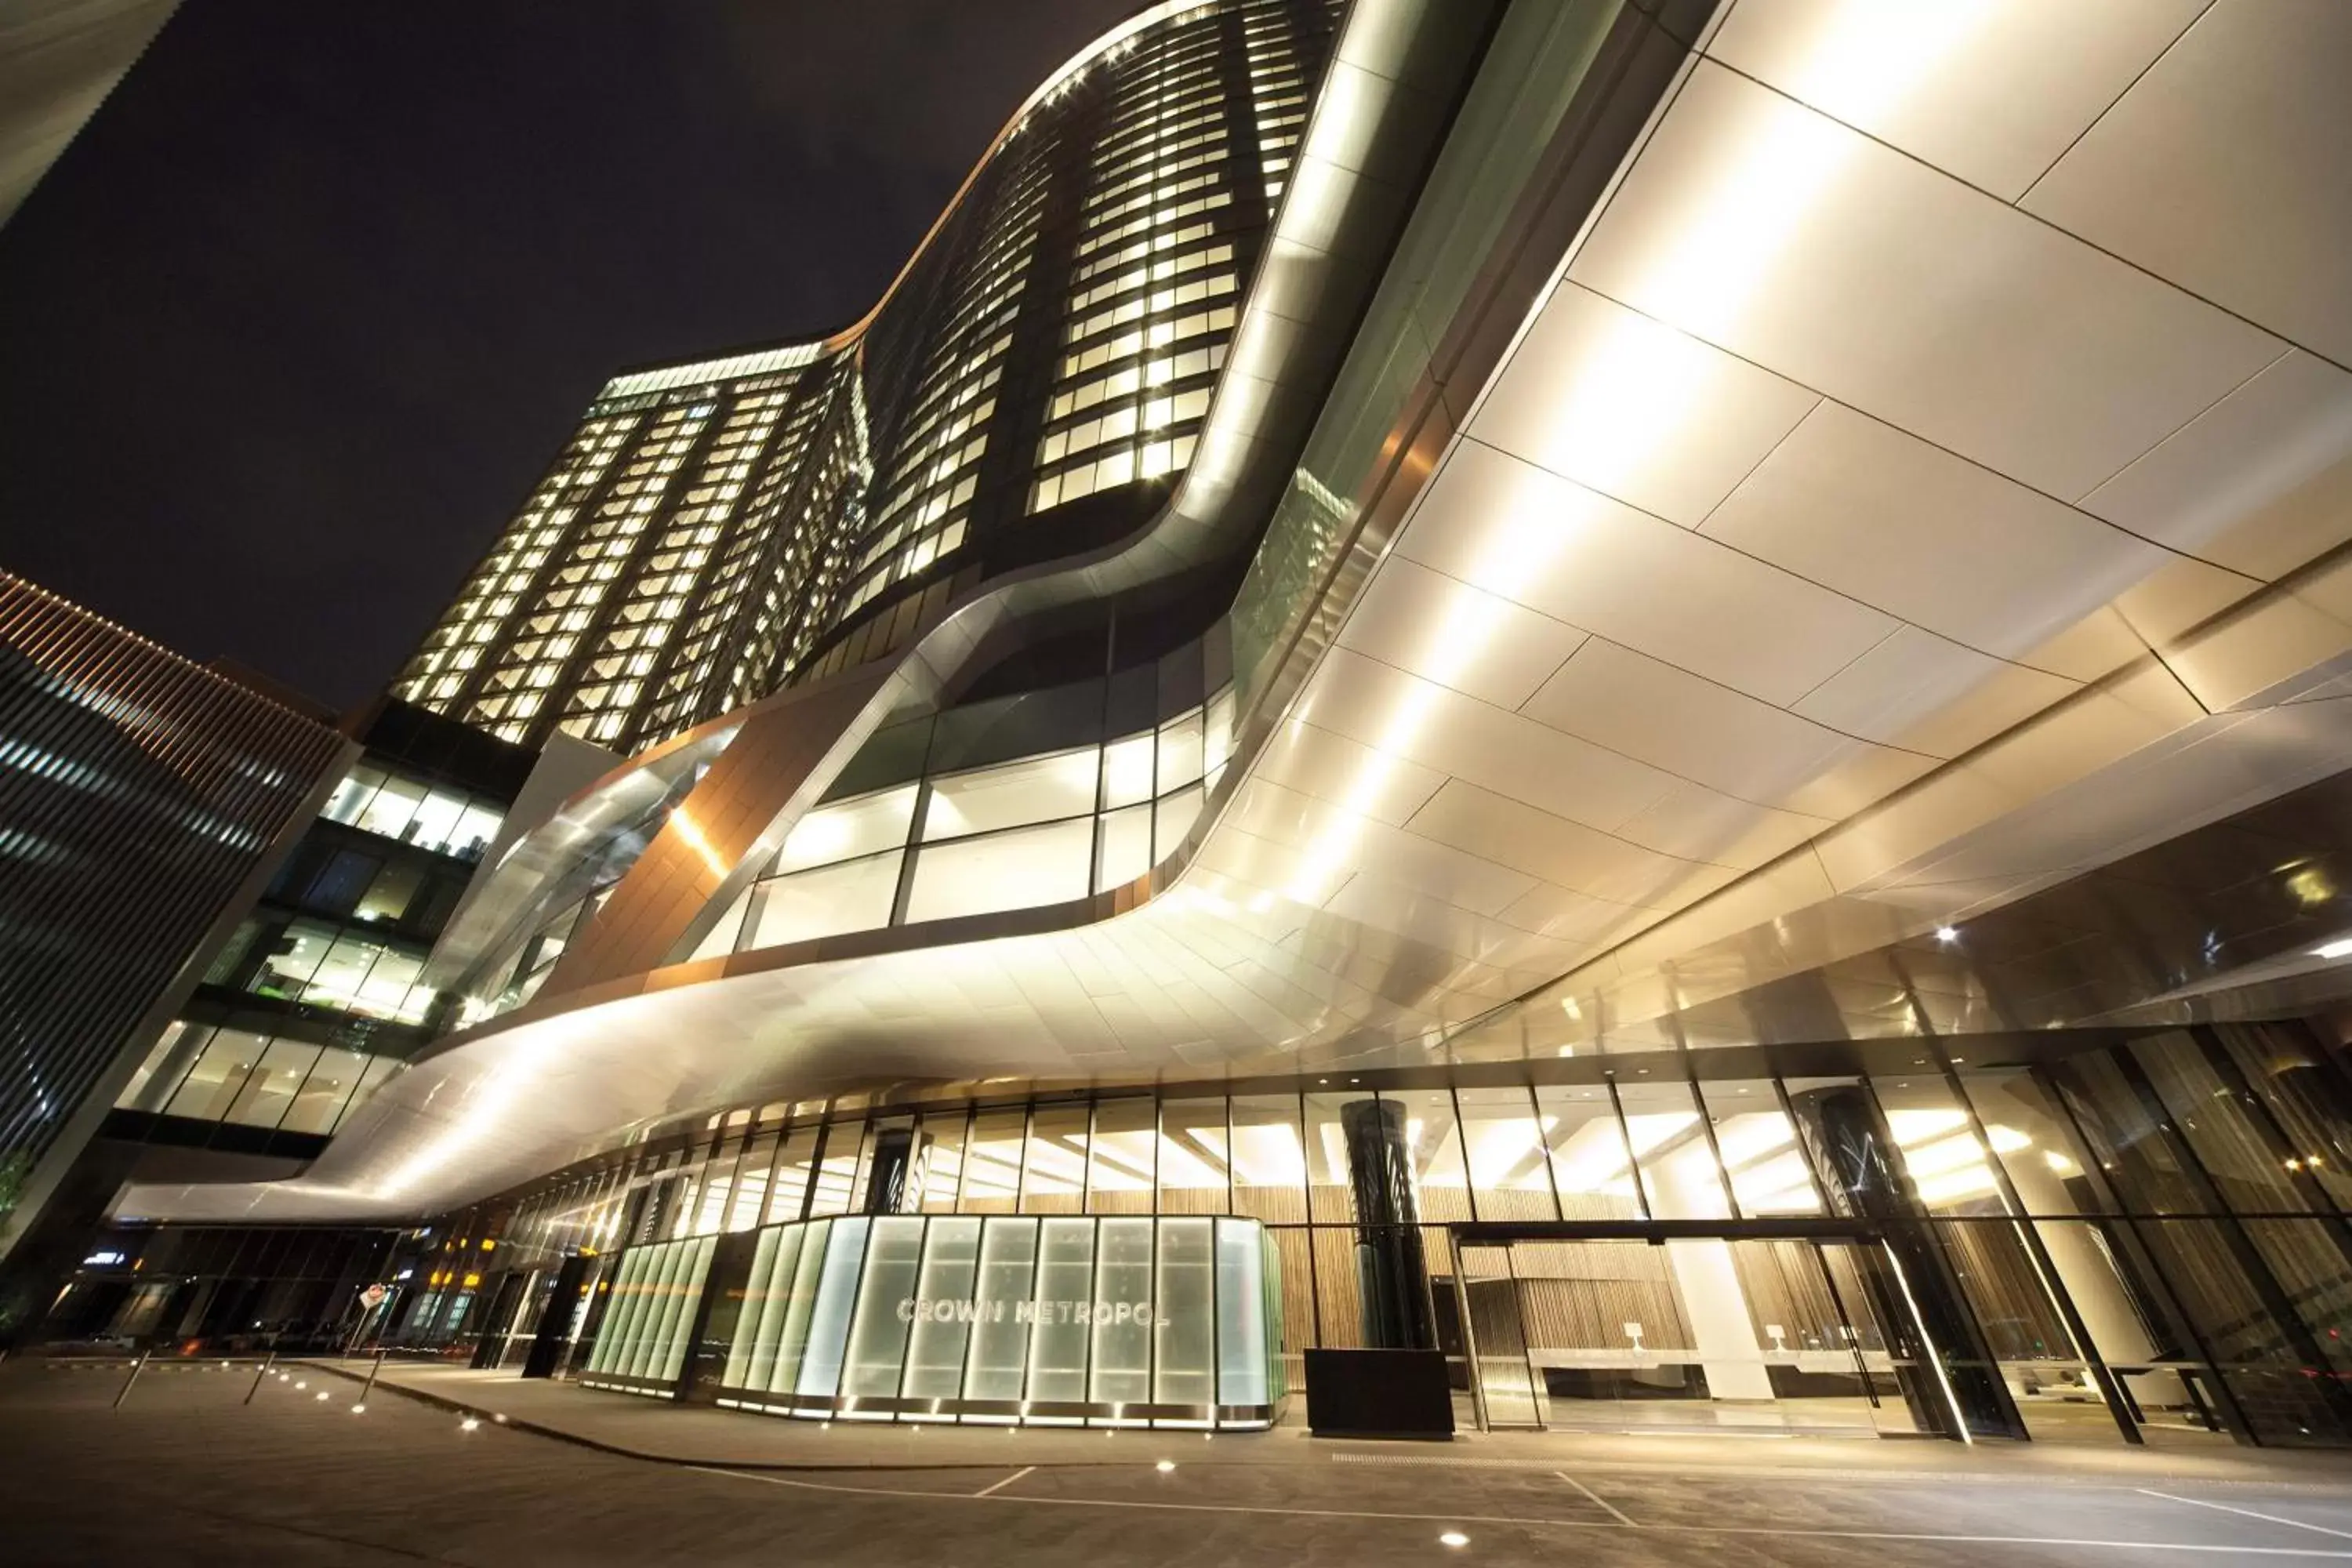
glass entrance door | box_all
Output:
[1461,1233,1944,1436]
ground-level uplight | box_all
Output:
[350,1404,366,1414]
[314,1391,330,1402]
[1155,1460,1175,1473]
[1439,1531,1469,1548]
[459,1416,481,1432]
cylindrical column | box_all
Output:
[1341,1099,1436,1350]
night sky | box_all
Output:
[0,1,1132,711]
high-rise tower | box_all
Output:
[396,0,1339,754]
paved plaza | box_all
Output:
[6,1356,2352,1565]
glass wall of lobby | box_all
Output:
[415,1018,2352,1448]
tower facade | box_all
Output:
[395,0,1340,753]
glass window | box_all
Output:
[1025,1218,1096,1406]
[1874,1076,2007,1215]
[775,785,919,875]
[226,1039,321,1128]
[1102,732,1154,809]
[1699,1080,1820,1214]
[2051,1055,2207,1214]
[405,788,466,855]
[252,920,335,999]
[334,1055,402,1131]
[920,749,1099,840]
[1022,1105,1089,1213]
[1087,1098,1156,1214]
[1094,802,1152,892]
[1090,1217,1155,1407]
[964,1218,1040,1402]
[280,1047,370,1135]
[766,1122,821,1225]
[1305,1091,1369,1222]
[355,773,427,840]
[904,818,1092,924]
[1619,1077,1730,1221]
[917,1107,969,1214]
[1153,1217,1215,1406]
[2132,1033,2309,1214]
[1396,1090,1471,1223]
[1229,1094,1305,1222]
[743,852,902,949]
[354,948,428,1021]
[354,860,424,924]
[807,1118,865,1217]
[1962,1070,2105,1216]
[116,1021,204,1111]
[1153,782,1203,861]
[1458,1087,1558,1221]
[1534,1084,1643,1220]
[2212,1023,2352,1210]
[960,1110,1026,1214]
[304,849,381,915]
[1156,710,1203,794]
[321,764,387,826]
[451,802,504,861]
[729,1132,778,1231]
[165,1029,270,1121]
[1157,1097,1229,1214]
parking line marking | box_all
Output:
[975,1466,1034,1498]
[2140,1490,2352,1541]
[1557,1472,1636,1527]
[688,1465,2352,1555]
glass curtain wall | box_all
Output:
[442,1020,2352,1447]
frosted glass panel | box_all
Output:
[1095,803,1152,892]
[921,749,1099,840]
[776,786,918,874]
[1026,1218,1097,1406]
[1156,710,1203,793]
[797,1217,869,1397]
[745,852,902,949]
[1089,1218,1154,1406]
[1154,783,1203,861]
[902,1218,983,1400]
[842,1217,924,1400]
[1102,732,1155,809]
[965,1218,1039,1401]
[905,818,1091,924]
[1153,1218,1215,1406]
[1216,1218,1269,1408]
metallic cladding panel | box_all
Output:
[0,571,348,1234]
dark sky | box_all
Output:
[0,1,1132,711]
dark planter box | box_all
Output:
[1305,1348,1455,1439]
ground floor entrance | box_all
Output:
[1441,1219,2239,1446]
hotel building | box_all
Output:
[74,0,2352,1449]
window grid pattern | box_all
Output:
[396,0,1341,748]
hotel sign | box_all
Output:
[896,1295,1173,1327]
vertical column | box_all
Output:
[1788,1083,2024,1439]
[1341,1098,1436,1350]
[862,1127,932,1214]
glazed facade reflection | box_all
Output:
[405,1016,2352,1448]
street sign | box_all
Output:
[359,1283,388,1309]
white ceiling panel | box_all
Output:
[1334,555,1586,708]
[1702,401,2176,659]
[1400,440,1895,705]
[1793,624,2020,753]
[1465,280,1817,526]
[1707,0,2209,201]
[1404,777,1722,906]
[1566,60,2281,499]
[2081,350,2352,581]
[1521,637,1908,807]
[1298,648,1681,832]
[1250,716,1448,826]
[2020,0,2352,365]
[1610,780,1828,873]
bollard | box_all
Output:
[111,1351,150,1410]
[244,1350,277,1406]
